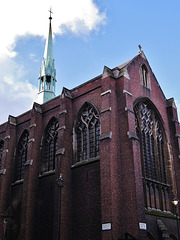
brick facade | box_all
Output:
[0,51,179,240]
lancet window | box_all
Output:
[134,101,171,211]
[75,103,100,163]
[15,130,29,181]
[0,140,4,170]
[42,118,59,173]
[141,64,149,88]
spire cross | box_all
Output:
[49,8,53,20]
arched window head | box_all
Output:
[140,64,149,88]
[75,103,100,163]
[134,100,172,211]
[0,140,4,170]
[42,118,59,173]
[15,130,29,181]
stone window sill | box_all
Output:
[39,169,55,178]
[145,208,175,219]
[11,179,24,186]
[72,157,100,168]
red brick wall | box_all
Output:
[0,53,179,240]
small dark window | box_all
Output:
[42,118,59,173]
[46,75,51,83]
[75,103,100,163]
[0,140,4,169]
[15,130,29,181]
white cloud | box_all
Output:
[0,57,38,123]
[0,0,106,123]
[0,0,106,60]
[29,53,39,63]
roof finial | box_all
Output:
[49,7,53,21]
[138,44,142,53]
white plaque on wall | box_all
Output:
[139,222,147,230]
[102,223,111,231]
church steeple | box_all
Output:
[38,9,56,104]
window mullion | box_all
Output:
[144,131,150,178]
[152,114,160,182]
[138,106,146,179]
[53,139,56,169]
[161,139,166,183]
[20,155,22,179]
[150,134,157,180]
[146,133,152,179]
[94,124,96,157]
[81,129,83,162]
[48,141,50,171]
[87,124,90,160]
[159,139,163,182]
[142,130,148,178]
[149,134,153,179]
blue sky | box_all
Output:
[0,0,180,123]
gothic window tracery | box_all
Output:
[15,130,29,181]
[75,103,100,163]
[0,140,4,170]
[134,101,171,211]
[42,118,59,173]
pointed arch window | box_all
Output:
[15,130,29,181]
[75,103,100,163]
[134,101,172,211]
[42,118,59,173]
[0,140,4,170]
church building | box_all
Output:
[0,12,180,240]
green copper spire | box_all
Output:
[38,8,56,104]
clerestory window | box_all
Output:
[75,103,100,163]
[134,100,172,211]
[15,130,29,181]
[42,118,59,173]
